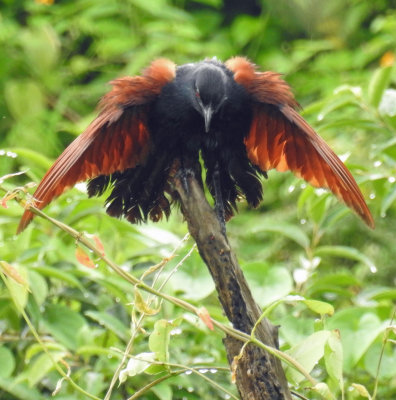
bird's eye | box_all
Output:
[195,91,200,98]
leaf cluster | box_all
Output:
[1,0,396,399]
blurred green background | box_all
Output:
[1,0,396,399]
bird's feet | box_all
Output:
[174,167,195,194]
[213,167,226,236]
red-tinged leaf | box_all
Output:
[92,235,105,256]
[380,51,395,67]
[197,306,214,330]
[0,261,29,288]
[75,247,96,268]
[35,0,55,4]
[1,172,33,209]
[1,191,18,208]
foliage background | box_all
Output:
[1,0,396,399]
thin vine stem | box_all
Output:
[372,306,396,400]
[4,187,318,398]
[104,233,192,400]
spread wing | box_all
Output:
[18,59,176,233]
[226,57,374,228]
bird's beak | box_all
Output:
[202,106,213,133]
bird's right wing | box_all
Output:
[226,56,374,228]
[18,59,176,233]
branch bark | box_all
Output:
[173,171,292,400]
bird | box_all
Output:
[17,57,374,233]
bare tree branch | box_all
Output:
[173,171,292,400]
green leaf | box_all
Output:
[0,377,46,400]
[4,264,29,311]
[25,342,66,362]
[314,246,376,272]
[364,341,396,379]
[286,330,331,384]
[10,146,53,170]
[298,185,315,213]
[251,222,310,249]
[0,346,15,378]
[33,266,84,290]
[144,363,168,375]
[22,351,66,386]
[19,25,60,75]
[129,0,189,19]
[170,270,215,301]
[317,94,359,121]
[193,0,221,6]
[85,310,130,342]
[43,304,87,350]
[230,15,263,47]
[324,330,344,391]
[244,263,293,306]
[278,314,315,346]
[309,194,332,225]
[149,319,178,365]
[134,288,161,316]
[326,309,386,370]
[302,299,334,316]
[151,382,173,400]
[4,80,45,121]
[0,261,29,288]
[28,270,48,307]
[368,65,393,108]
[77,345,121,359]
[312,382,335,400]
[370,287,396,301]
[381,185,396,216]
[168,246,214,302]
[306,272,360,298]
[83,371,106,397]
[351,383,372,399]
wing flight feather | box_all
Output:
[226,56,374,228]
[18,59,176,232]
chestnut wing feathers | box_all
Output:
[227,56,374,228]
[18,56,373,232]
[17,59,176,233]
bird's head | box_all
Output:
[192,64,228,132]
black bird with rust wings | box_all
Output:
[18,57,374,233]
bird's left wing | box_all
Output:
[18,59,176,233]
[225,57,374,228]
